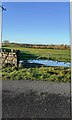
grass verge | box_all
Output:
[2,65,71,83]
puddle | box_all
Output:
[28,60,70,67]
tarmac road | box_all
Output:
[2,80,71,119]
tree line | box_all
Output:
[2,42,70,50]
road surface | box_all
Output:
[2,80,71,119]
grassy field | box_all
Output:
[2,45,71,82]
[2,46,70,62]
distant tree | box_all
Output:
[2,40,9,47]
[3,40,9,44]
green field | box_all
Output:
[2,45,71,82]
[3,46,70,62]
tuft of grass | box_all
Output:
[2,66,71,83]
